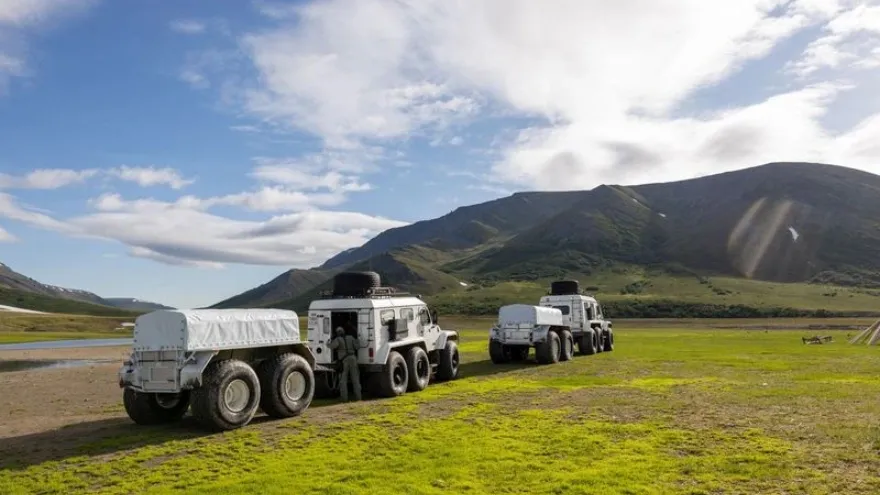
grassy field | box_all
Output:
[429,267,880,316]
[0,313,134,344]
[2,317,879,494]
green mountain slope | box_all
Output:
[0,262,171,312]
[210,268,340,309]
[212,162,880,316]
[0,287,141,317]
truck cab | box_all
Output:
[538,280,614,356]
[306,271,460,399]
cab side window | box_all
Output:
[380,309,395,325]
[400,308,414,322]
[418,307,431,325]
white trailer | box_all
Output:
[306,271,460,399]
[489,304,571,364]
[118,308,316,432]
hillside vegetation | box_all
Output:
[0,288,141,317]
[0,262,170,314]
[213,162,880,316]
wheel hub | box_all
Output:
[284,371,307,401]
[223,379,251,413]
[393,363,406,386]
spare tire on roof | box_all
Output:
[550,280,580,296]
[333,271,381,296]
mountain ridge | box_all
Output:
[0,262,172,314]
[212,162,880,313]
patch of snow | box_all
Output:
[788,226,800,242]
[459,281,468,287]
[0,304,47,314]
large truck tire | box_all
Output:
[257,353,315,419]
[550,280,580,295]
[191,359,261,432]
[536,331,561,365]
[578,331,598,356]
[489,340,509,364]
[377,350,409,397]
[436,340,460,381]
[559,329,574,362]
[123,388,190,425]
[406,346,431,392]
[604,330,615,352]
[333,271,381,296]
[314,370,340,399]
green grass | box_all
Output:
[0,287,141,317]
[429,266,880,316]
[0,313,133,343]
[2,318,879,493]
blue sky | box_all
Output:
[1,0,878,308]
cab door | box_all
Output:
[308,311,333,364]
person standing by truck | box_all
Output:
[329,326,362,401]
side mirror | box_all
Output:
[431,310,438,324]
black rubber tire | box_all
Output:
[510,346,530,362]
[596,329,604,354]
[559,330,574,362]
[578,331,597,356]
[550,280,580,295]
[314,370,340,399]
[604,330,614,352]
[536,331,561,365]
[405,346,430,392]
[257,353,315,419]
[333,271,381,296]
[436,340,460,381]
[191,359,261,432]
[377,350,409,397]
[123,388,190,425]
[489,340,509,364]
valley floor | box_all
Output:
[1,318,879,494]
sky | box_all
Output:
[1,0,879,309]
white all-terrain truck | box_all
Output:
[307,271,460,398]
[539,280,614,356]
[118,308,316,432]
[488,280,614,365]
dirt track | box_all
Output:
[0,346,380,469]
[0,347,138,465]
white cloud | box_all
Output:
[0,168,97,189]
[106,165,195,189]
[0,0,98,93]
[0,153,399,267]
[789,2,880,76]
[0,191,406,267]
[190,0,880,192]
[238,0,480,148]
[0,224,16,242]
[168,19,206,35]
[0,166,196,190]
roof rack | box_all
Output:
[318,286,413,300]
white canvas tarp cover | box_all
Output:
[134,308,301,351]
[498,304,563,327]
